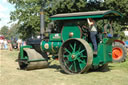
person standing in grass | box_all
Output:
[17,39,22,50]
[0,39,4,50]
[4,39,8,50]
[8,40,13,51]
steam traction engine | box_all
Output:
[18,10,123,74]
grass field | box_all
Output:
[0,50,128,85]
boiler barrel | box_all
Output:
[41,41,62,54]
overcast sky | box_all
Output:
[0,0,15,29]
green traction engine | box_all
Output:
[18,10,123,74]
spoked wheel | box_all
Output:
[58,38,93,74]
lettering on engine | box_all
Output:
[53,34,61,39]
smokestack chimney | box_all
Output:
[40,7,45,39]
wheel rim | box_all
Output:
[112,47,123,60]
[59,38,93,74]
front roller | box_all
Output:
[18,48,48,70]
[58,38,93,74]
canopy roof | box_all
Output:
[50,10,123,20]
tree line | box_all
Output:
[0,24,19,40]
[1,0,128,40]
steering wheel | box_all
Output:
[103,24,113,38]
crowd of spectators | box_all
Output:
[0,39,8,50]
[0,37,26,51]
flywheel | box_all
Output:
[58,38,93,74]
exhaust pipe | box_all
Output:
[40,7,45,39]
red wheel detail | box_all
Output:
[112,47,123,60]
[114,40,125,45]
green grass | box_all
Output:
[109,59,128,72]
[1,50,128,85]
[109,54,128,71]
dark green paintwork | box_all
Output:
[104,10,122,17]
[28,59,46,62]
[59,38,92,73]
[19,10,122,72]
[92,38,113,65]
[41,23,113,67]
[50,10,122,20]
[62,24,81,41]
[49,33,62,42]
[51,15,103,20]
[20,45,32,60]
[20,45,47,62]
[41,41,62,54]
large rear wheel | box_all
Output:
[58,38,93,74]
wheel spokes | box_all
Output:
[81,56,87,58]
[69,63,73,70]
[80,53,87,58]
[60,39,92,74]
[73,61,77,72]
[73,42,76,52]
[64,42,86,72]
[64,55,73,61]
[69,44,74,51]
[77,57,86,64]
[79,63,85,70]
[76,49,85,56]
[78,45,82,51]
[65,48,72,55]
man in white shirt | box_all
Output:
[17,39,22,50]
[4,39,8,50]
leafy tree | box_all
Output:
[100,0,128,40]
[0,24,20,40]
[8,0,128,40]
[102,0,128,23]
[0,26,9,39]
[8,24,19,40]
[8,0,45,39]
[47,0,87,15]
[8,0,89,39]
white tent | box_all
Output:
[124,31,128,36]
